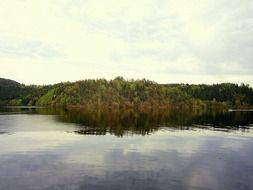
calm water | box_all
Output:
[0,108,253,190]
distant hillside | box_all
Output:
[0,78,20,87]
[0,78,23,103]
[168,83,253,107]
[1,77,253,109]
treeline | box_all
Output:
[173,83,253,107]
[0,77,253,108]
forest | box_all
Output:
[0,77,253,109]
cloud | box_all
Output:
[0,0,252,85]
[0,38,60,59]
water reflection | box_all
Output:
[0,108,253,190]
[1,107,253,136]
[51,108,253,136]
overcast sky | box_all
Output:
[0,0,252,85]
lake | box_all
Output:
[0,107,253,190]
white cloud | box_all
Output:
[0,0,252,85]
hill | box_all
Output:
[0,77,253,109]
[0,78,23,104]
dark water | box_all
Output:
[0,108,253,190]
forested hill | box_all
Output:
[0,78,22,101]
[0,77,253,109]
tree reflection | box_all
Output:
[49,108,253,137]
[2,107,252,137]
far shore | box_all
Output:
[2,105,253,112]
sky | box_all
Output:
[0,0,252,85]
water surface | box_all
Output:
[0,108,253,190]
